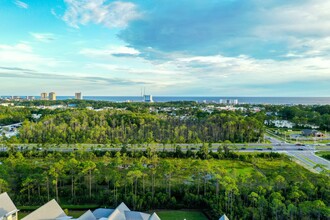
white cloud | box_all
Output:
[14,0,28,9]
[62,0,141,28]
[0,43,32,52]
[80,45,140,57]
[81,49,330,92]
[0,43,59,69]
[255,0,330,38]
[30,33,56,42]
[166,52,330,89]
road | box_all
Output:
[266,135,330,172]
[1,137,329,172]
[286,151,330,172]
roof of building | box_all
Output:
[92,208,115,219]
[124,211,150,220]
[149,213,161,220]
[219,214,229,220]
[89,202,160,220]
[77,210,96,220]
[107,209,122,220]
[21,199,69,220]
[302,129,318,135]
[116,203,130,213]
[107,202,131,220]
[140,213,151,220]
[0,192,18,218]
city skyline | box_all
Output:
[1,0,330,96]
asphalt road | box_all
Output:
[286,151,330,171]
[266,135,330,172]
[1,136,329,172]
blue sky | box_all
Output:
[0,0,330,96]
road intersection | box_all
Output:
[266,135,330,172]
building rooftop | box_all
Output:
[21,199,69,220]
[149,213,161,220]
[124,211,150,220]
[76,210,96,220]
[0,192,18,219]
[219,214,229,220]
[92,208,115,219]
[0,191,161,220]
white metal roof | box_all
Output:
[21,199,68,220]
[0,192,18,218]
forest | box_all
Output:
[0,150,329,220]
[16,109,264,144]
[3,101,330,133]
[0,106,31,126]
[0,103,329,219]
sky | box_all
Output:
[0,0,330,96]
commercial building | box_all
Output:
[144,95,154,103]
[40,92,48,100]
[219,99,238,105]
[26,96,35,101]
[49,92,56,101]
[301,129,324,137]
[75,92,82,100]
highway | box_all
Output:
[266,135,330,172]
[286,151,330,172]
[1,138,329,172]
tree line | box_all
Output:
[265,105,330,130]
[17,110,264,144]
[0,106,31,126]
[0,150,329,219]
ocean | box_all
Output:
[3,96,330,105]
[53,96,330,105]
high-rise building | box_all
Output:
[219,99,239,105]
[49,92,56,101]
[144,95,153,103]
[40,92,48,100]
[75,92,82,100]
[26,96,35,101]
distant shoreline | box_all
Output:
[2,96,330,105]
